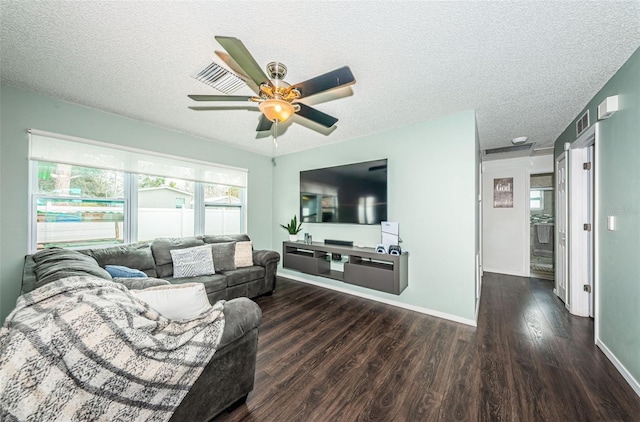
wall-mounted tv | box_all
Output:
[300,159,387,225]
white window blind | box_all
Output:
[29,129,248,187]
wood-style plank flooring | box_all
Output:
[214,273,640,421]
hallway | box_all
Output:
[477,272,639,420]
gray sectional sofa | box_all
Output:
[19,234,280,421]
[23,234,280,303]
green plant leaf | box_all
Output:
[281,215,303,234]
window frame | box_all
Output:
[29,161,246,252]
[529,189,545,211]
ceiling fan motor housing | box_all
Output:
[266,62,287,80]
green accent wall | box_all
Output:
[273,111,479,322]
[555,47,640,383]
[1,86,479,324]
[0,85,273,323]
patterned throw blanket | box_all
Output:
[0,277,225,422]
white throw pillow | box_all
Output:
[170,245,215,278]
[235,241,254,268]
[131,283,212,320]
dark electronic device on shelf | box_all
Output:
[324,239,353,247]
[388,245,402,256]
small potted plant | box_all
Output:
[281,215,303,242]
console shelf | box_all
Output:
[283,241,408,295]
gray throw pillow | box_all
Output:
[211,242,236,271]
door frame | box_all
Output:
[555,150,569,306]
[568,124,597,318]
[526,170,555,279]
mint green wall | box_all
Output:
[555,48,640,382]
[273,111,478,322]
[0,85,273,323]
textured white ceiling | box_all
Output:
[1,1,639,157]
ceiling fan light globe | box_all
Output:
[259,99,295,122]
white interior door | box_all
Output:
[556,153,568,305]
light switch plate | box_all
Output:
[607,216,616,231]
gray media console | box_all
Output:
[282,241,408,295]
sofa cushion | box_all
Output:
[151,237,206,278]
[203,234,250,244]
[31,248,112,288]
[117,277,171,290]
[169,274,227,296]
[221,266,265,287]
[105,265,148,278]
[85,242,156,277]
[131,283,212,320]
[235,241,254,268]
[170,245,216,278]
[210,242,236,271]
[32,247,100,266]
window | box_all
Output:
[530,190,544,210]
[137,175,195,241]
[203,182,244,235]
[34,162,125,249]
[29,130,247,251]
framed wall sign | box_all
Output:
[493,177,513,208]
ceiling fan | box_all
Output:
[188,36,356,132]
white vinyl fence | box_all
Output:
[37,207,241,248]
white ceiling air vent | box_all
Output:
[576,109,590,137]
[482,143,534,161]
[191,62,245,94]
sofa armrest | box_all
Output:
[219,297,262,348]
[252,250,280,267]
[22,255,38,295]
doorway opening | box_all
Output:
[530,173,555,280]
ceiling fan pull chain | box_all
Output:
[273,120,278,148]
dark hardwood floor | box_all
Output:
[215,273,640,421]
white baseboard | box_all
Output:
[482,267,527,277]
[475,289,482,322]
[596,338,640,398]
[280,271,477,327]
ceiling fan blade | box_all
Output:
[188,95,252,102]
[189,106,258,111]
[215,36,270,87]
[291,66,356,99]
[256,115,274,132]
[296,103,338,128]
[215,50,260,94]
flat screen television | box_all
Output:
[300,159,387,225]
